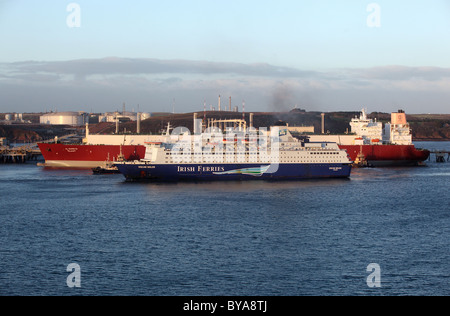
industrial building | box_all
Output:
[287,126,315,134]
[2,113,30,124]
[99,112,151,123]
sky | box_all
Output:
[0,0,450,114]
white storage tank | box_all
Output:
[40,112,86,126]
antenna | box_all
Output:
[172,98,175,114]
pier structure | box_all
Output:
[0,133,82,164]
[0,146,42,164]
[429,151,450,163]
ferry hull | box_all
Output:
[115,163,353,181]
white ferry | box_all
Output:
[114,129,353,181]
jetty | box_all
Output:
[429,151,450,163]
[0,145,42,164]
[0,133,82,164]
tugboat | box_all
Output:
[92,150,123,174]
[352,145,373,168]
[92,163,120,174]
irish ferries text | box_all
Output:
[178,166,225,173]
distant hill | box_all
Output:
[406,114,450,140]
[1,111,449,142]
[93,111,450,141]
[0,124,77,143]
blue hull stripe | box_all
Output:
[115,163,352,181]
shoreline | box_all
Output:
[414,138,450,142]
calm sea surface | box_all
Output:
[0,142,449,296]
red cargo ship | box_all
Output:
[38,142,429,168]
[38,143,145,168]
[37,110,430,168]
[340,144,429,166]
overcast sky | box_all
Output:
[1,0,450,114]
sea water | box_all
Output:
[0,142,448,296]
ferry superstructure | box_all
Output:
[114,129,353,181]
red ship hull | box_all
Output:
[37,143,431,168]
[38,143,146,168]
[341,144,430,166]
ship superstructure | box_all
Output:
[309,109,430,166]
[347,109,413,146]
[383,110,412,145]
[349,108,383,144]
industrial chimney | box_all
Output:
[137,112,141,134]
[321,113,325,134]
[193,113,198,134]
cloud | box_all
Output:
[5,58,450,87]
[8,58,317,79]
[346,66,450,81]
[0,58,450,114]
